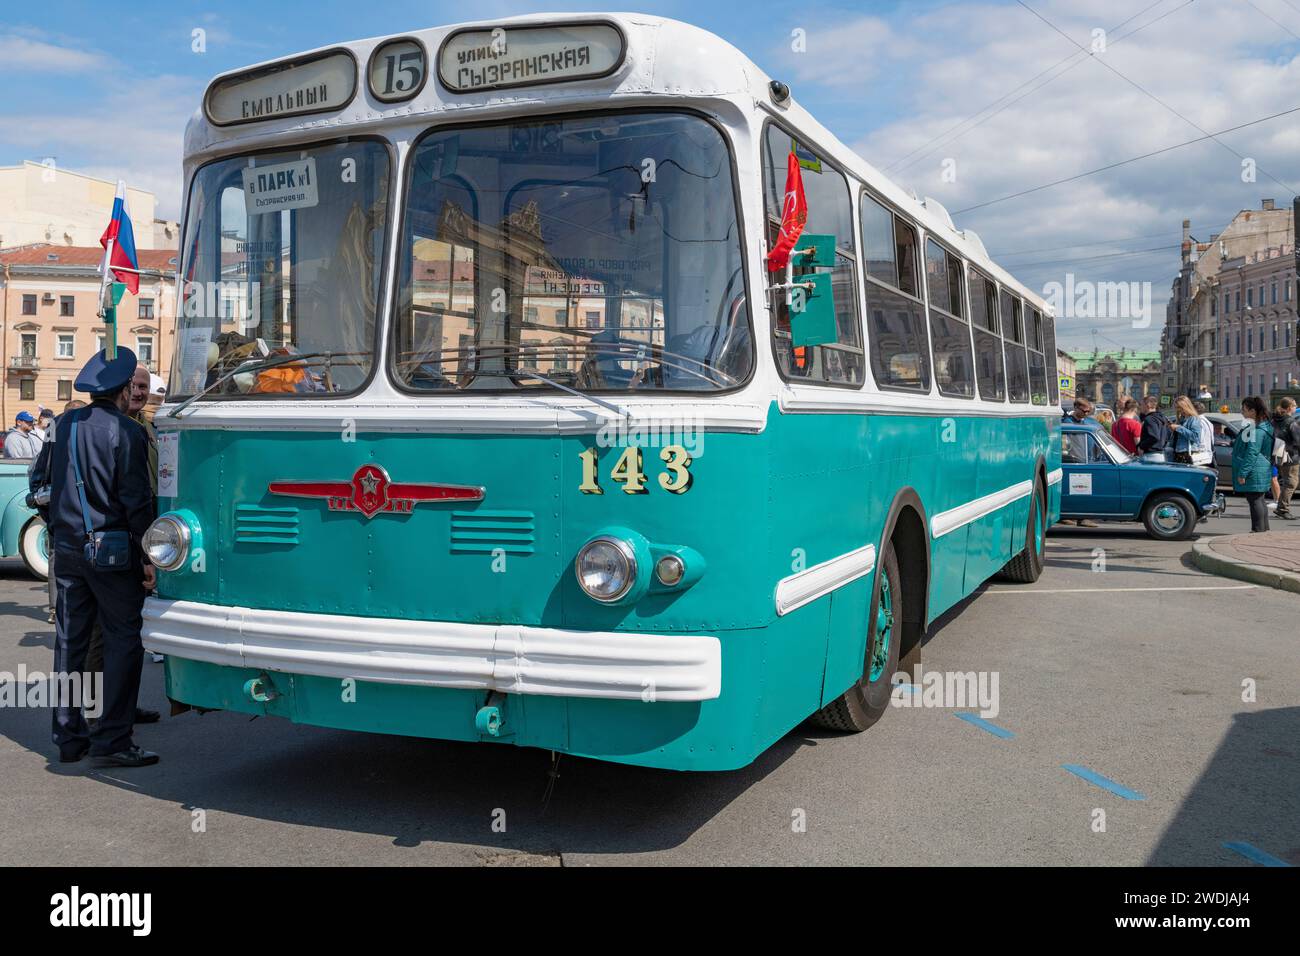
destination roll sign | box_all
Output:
[439,23,625,93]
[206,50,357,126]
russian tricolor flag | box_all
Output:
[98,180,139,295]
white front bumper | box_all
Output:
[142,599,721,702]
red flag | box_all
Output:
[766,150,807,272]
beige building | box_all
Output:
[0,161,176,252]
[0,245,178,424]
[1217,243,1299,402]
[1162,200,1293,399]
[1056,349,1077,403]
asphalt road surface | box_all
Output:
[2,501,1296,866]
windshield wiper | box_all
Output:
[167,351,339,418]
[508,367,631,421]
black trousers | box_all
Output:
[1244,492,1270,533]
[51,548,147,756]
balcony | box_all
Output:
[9,355,39,371]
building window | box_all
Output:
[1271,281,1278,305]
[136,336,154,364]
[1235,290,1241,311]
[1247,329,1253,353]
[57,380,72,402]
[1273,325,1279,350]
[585,311,600,329]
[20,332,36,361]
[56,333,74,359]
[21,294,36,315]
[139,297,155,320]
[1288,324,1294,348]
[59,295,74,317]
[20,379,35,401]
[1247,288,1253,308]
[96,334,106,353]
[1287,280,1293,303]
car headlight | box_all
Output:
[575,536,637,603]
[143,514,190,572]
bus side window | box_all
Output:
[924,239,974,399]
[1026,305,1049,405]
[1042,309,1059,405]
[968,268,1005,401]
[762,125,864,388]
[1001,288,1030,403]
[860,193,931,392]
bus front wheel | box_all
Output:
[810,540,902,733]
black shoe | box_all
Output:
[58,744,89,764]
[91,746,159,768]
[134,708,161,724]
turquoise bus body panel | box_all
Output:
[157,405,1059,770]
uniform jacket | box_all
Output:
[32,401,155,553]
[1231,418,1275,493]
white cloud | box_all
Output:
[771,16,913,88]
[820,0,1300,349]
[0,34,108,72]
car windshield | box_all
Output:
[392,111,752,393]
[169,139,391,399]
[1093,426,1133,462]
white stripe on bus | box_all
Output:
[774,544,877,616]
[930,480,1035,539]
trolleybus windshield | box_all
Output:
[169,139,391,400]
[392,111,752,393]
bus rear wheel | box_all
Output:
[999,478,1046,583]
[811,541,902,733]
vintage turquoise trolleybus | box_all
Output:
[142,13,1062,770]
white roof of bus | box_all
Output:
[187,11,1050,316]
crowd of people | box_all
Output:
[1062,393,1300,534]
[28,349,163,769]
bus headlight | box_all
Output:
[575,536,637,603]
[144,514,191,572]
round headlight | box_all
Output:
[143,515,190,572]
[575,536,636,603]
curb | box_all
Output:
[1191,538,1300,594]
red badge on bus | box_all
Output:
[269,464,484,518]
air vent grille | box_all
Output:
[450,510,535,554]
[234,504,299,545]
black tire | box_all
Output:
[811,541,903,733]
[19,516,49,581]
[999,479,1046,583]
[1142,493,1196,541]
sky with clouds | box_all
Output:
[2,0,1298,351]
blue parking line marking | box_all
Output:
[954,712,1015,739]
[1222,842,1292,867]
[1061,764,1145,800]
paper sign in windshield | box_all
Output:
[242,158,318,215]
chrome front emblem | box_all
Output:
[269,464,484,518]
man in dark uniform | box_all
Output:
[44,347,158,767]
